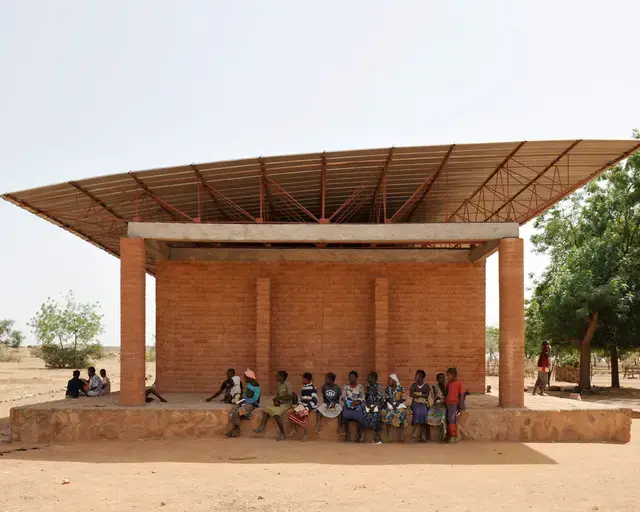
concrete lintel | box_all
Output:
[170,248,471,263]
[469,240,500,262]
[145,239,170,260]
[128,222,519,244]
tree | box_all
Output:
[28,291,105,368]
[0,319,24,348]
[526,131,640,389]
[485,326,499,361]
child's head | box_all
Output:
[325,372,336,385]
[415,369,426,382]
[276,370,288,383]
[72,370,80,378]
[302,372,312,385]
[227,368,235,379]
[436,372,445,385]
[367,371,378,385]
[88,366,96,377]
[100,369,106,378]
[446,367,458,381]
[348,370,358,384]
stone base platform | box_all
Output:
[9,392,632,444]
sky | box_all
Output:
[1,1,639,346]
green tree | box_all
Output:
[526,131,640,389]
[485,326,499,361]
[28,291,105,368]
[0,319,24,348]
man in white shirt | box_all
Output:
[206,368,243,403]
[86,367,103,397]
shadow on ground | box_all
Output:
[0,436,556,465]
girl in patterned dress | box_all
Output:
[427,372,447,441]
[381,373,408,442]
[362,372,384,444]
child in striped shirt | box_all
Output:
[289,372,318,441]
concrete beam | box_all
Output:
[128,222,519,244]
[145,239,170,261]
[469,240,500,262]
[170,248,471,263]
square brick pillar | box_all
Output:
[120,238,146,406]
[375,277,389,379]
[256,278,271,394]
[498,237,525,408]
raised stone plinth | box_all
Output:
[10,396,632,444]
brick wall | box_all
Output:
[155,260,485,394]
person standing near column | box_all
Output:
[532,341,551,396]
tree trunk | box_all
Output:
[579,312,599,389]
[610,345,620,388]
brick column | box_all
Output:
[256,278,271,394]
[120,238,146,406]
[498,238,525,408]
[375,277,389,379]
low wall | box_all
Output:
[555,365,580,383]
[10,405,632,444]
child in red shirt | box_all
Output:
[445,367,465,443]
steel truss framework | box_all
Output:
[3,139,639,271]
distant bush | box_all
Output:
[38,343,106,369]
[0,345,22,362]
[30,346,43,359]
[146,346,156,362]
[87,343,106,361]
[0,319,24,348]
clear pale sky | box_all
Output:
[1,1,639,346]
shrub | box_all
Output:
[28,291,104,369]
[0,345,22,362]
[37,343,106,369]
[146,346,156,362]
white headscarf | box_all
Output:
[390,373,400,386]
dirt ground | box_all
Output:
[0,423,638,512]
[2,352,640,511]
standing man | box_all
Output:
[533,341,551,396]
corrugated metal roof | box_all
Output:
[3,139,639,274]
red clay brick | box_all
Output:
[498,238,525,408]
[120,238,146,405]
[155,260,486,394]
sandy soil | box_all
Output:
[2,353,640,511]
[0,423,638,512]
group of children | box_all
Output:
[65,366,111,398]
[222,366,466,443]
